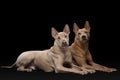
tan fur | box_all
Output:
[1,24,92,75]
[69,21,117,73]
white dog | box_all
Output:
[1,24,90,75]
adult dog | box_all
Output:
[1,24,89,75]
[69,21,117,72]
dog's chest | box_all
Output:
[64,51,72,63]
[71,46,87,56]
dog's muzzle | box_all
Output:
[62,41,68,47]
[82,35,87,40]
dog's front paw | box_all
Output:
[87,69,96,74]
[80,67,95,74]
[79,70,88,75]
[26,69,33,72]
[111,68,117,71]
[105,68,117,72]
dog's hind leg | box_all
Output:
[16,58,35,72]
[17,66,33,72]
[29,66,36,70]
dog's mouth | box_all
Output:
[82,38,87,41]
[62,44,69,47]
[81,35,88,41]
[62,42,69,48]
[81,38,88,42]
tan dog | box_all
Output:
[69,21,117,72]
[1,24,90,75]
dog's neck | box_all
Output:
[73,37,89,51]
[51,42,69,54]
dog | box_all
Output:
[69,21,117,72]
[1,24,91,75]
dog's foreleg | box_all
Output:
[90,62,117,72]
[86,51,117,72]
[73,55,94,69]
[73,54,96,73]
[53,56,87,75]
[86,50,96,65]
[71,63,95,74]
[55,64,87,75]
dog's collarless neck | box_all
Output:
[50,46,68,54]
[74,40,89,50]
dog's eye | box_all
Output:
[85,32,87,33]
[65,35,67,38]
[78,33,81,35]
[58,37,61,39]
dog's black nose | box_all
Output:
[62,41,68,46]
[82,35,87,40]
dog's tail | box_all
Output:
[1,63,16,68]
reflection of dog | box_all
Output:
[69,21,117,72]
[1,24,89,75]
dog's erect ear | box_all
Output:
[51,27,58,38]
[63,24,70,34]
[84,21,91,31]
[73,23,79,33]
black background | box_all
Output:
[0,2,120,80]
